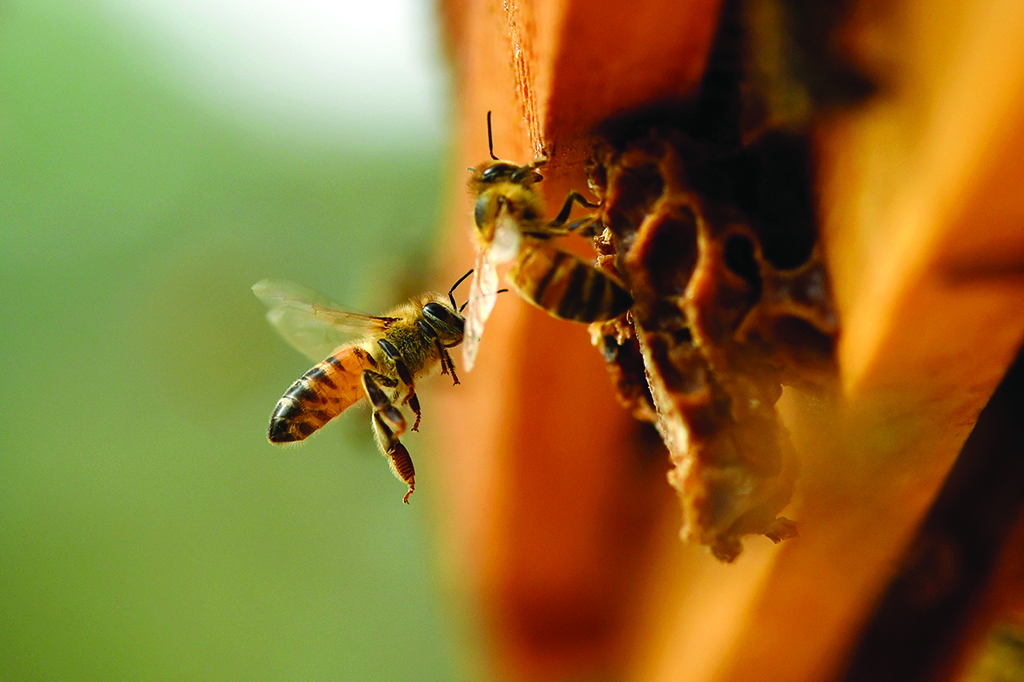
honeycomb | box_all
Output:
[587,128,837,561]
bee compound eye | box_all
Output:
[480,162,517,183]
[422,302,444,318]
[474,195,491,229]
[422,302,463,340]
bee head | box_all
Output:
[421,297,464,347]
[470,160,544,188]
[471,112,546,189]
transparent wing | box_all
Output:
[490,210,523,265]
[252,279,392,361]
[461,249,499,372]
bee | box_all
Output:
[252,272,471,503]
[463,112,633,371]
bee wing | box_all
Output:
[461,249,499,372]
[489,210,523,265]
[252,279,392,361]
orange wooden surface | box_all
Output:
[431,2,721,680]
[430,0,1024,680]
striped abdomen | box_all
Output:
[510,244,633,322]
[268,346,373,443]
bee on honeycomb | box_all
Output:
[586,128,838,561]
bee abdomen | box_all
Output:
[268,349,369,443]
[512,245,633,323]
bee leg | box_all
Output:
[439,344,460,386]
[418,317,461,387]
[407,393,422,432]
[363,369,398,389]
[400,385,422,432]
[418,320,448,379]
[566,214,602,237]
[372,413,416,503]
[427,337,455,386]
[546,190,601,233]
[437,345,450,375]
[362,370,406,436]
[377,339,413,387]
[376,338,422,430]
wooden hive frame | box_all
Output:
[429,1,1024,680]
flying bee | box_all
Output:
[463,112,633,371]
[252,272,471,503]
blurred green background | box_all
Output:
[0,1,464,679]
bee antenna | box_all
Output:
[486,111,498,161]
[449,269,474,309]
[458,287,509,314]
